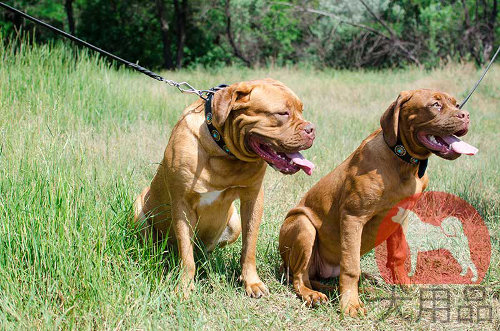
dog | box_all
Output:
[134,79,316,298]
[391,207,478,282]
[279,89,477,316]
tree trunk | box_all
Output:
[461,0,481,64]
[483,0,498,60]
[173,0,187,69]
[155,0,174,69]
[64,0,76,35]
[225,0,251,67]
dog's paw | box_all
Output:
[301,289,328,307]
[244,281,269,298]
[340,292,367,317]
[342,300,367,317]
[175,280,195,300]
[390,265,411,286]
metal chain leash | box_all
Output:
[459,45,500,109]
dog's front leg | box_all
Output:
[239,184,269,298]
[340,214,368,317]
[172,199,197,299]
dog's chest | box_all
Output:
[198,191,223,206]
[197,186,242,207]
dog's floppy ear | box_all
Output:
[380,91,413,146]
[212,82,253,129]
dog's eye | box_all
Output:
[276,111,289,117]
[432,102,442,110]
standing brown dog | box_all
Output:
[134,79,315,298]
[279,89,477,316]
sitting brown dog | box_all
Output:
[134,79,315,298]
[279,89,477,316]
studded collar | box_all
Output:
[204,88,233,156]
[385,134,428,178]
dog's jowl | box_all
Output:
[134,79,315,298]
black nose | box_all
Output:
[304,123,315,135]
[456,110,470,120]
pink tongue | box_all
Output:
[441,135,478,155]
[286,152,315,175]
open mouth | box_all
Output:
[417,130,478,159]
[247,135,315,175]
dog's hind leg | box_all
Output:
[133,186,161,242]
[132,186,162,243]
[279,213,327,306]
[216,202,241,249]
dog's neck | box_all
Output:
[204,93,234,156]
[199,98,263,166]
[380,131,428,178]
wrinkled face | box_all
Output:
[382,89,477,161]
[212,79,316,175]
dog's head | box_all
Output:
[381,89,478,160]
[211,78,315,175]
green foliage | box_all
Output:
[76,0,163,68]
[0,0,65,42]
[0,0,498,68]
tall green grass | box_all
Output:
[0,37,498,329]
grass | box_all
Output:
[0,37,499,330]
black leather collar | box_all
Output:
[204,85,233,156]
[385,134,428,178]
